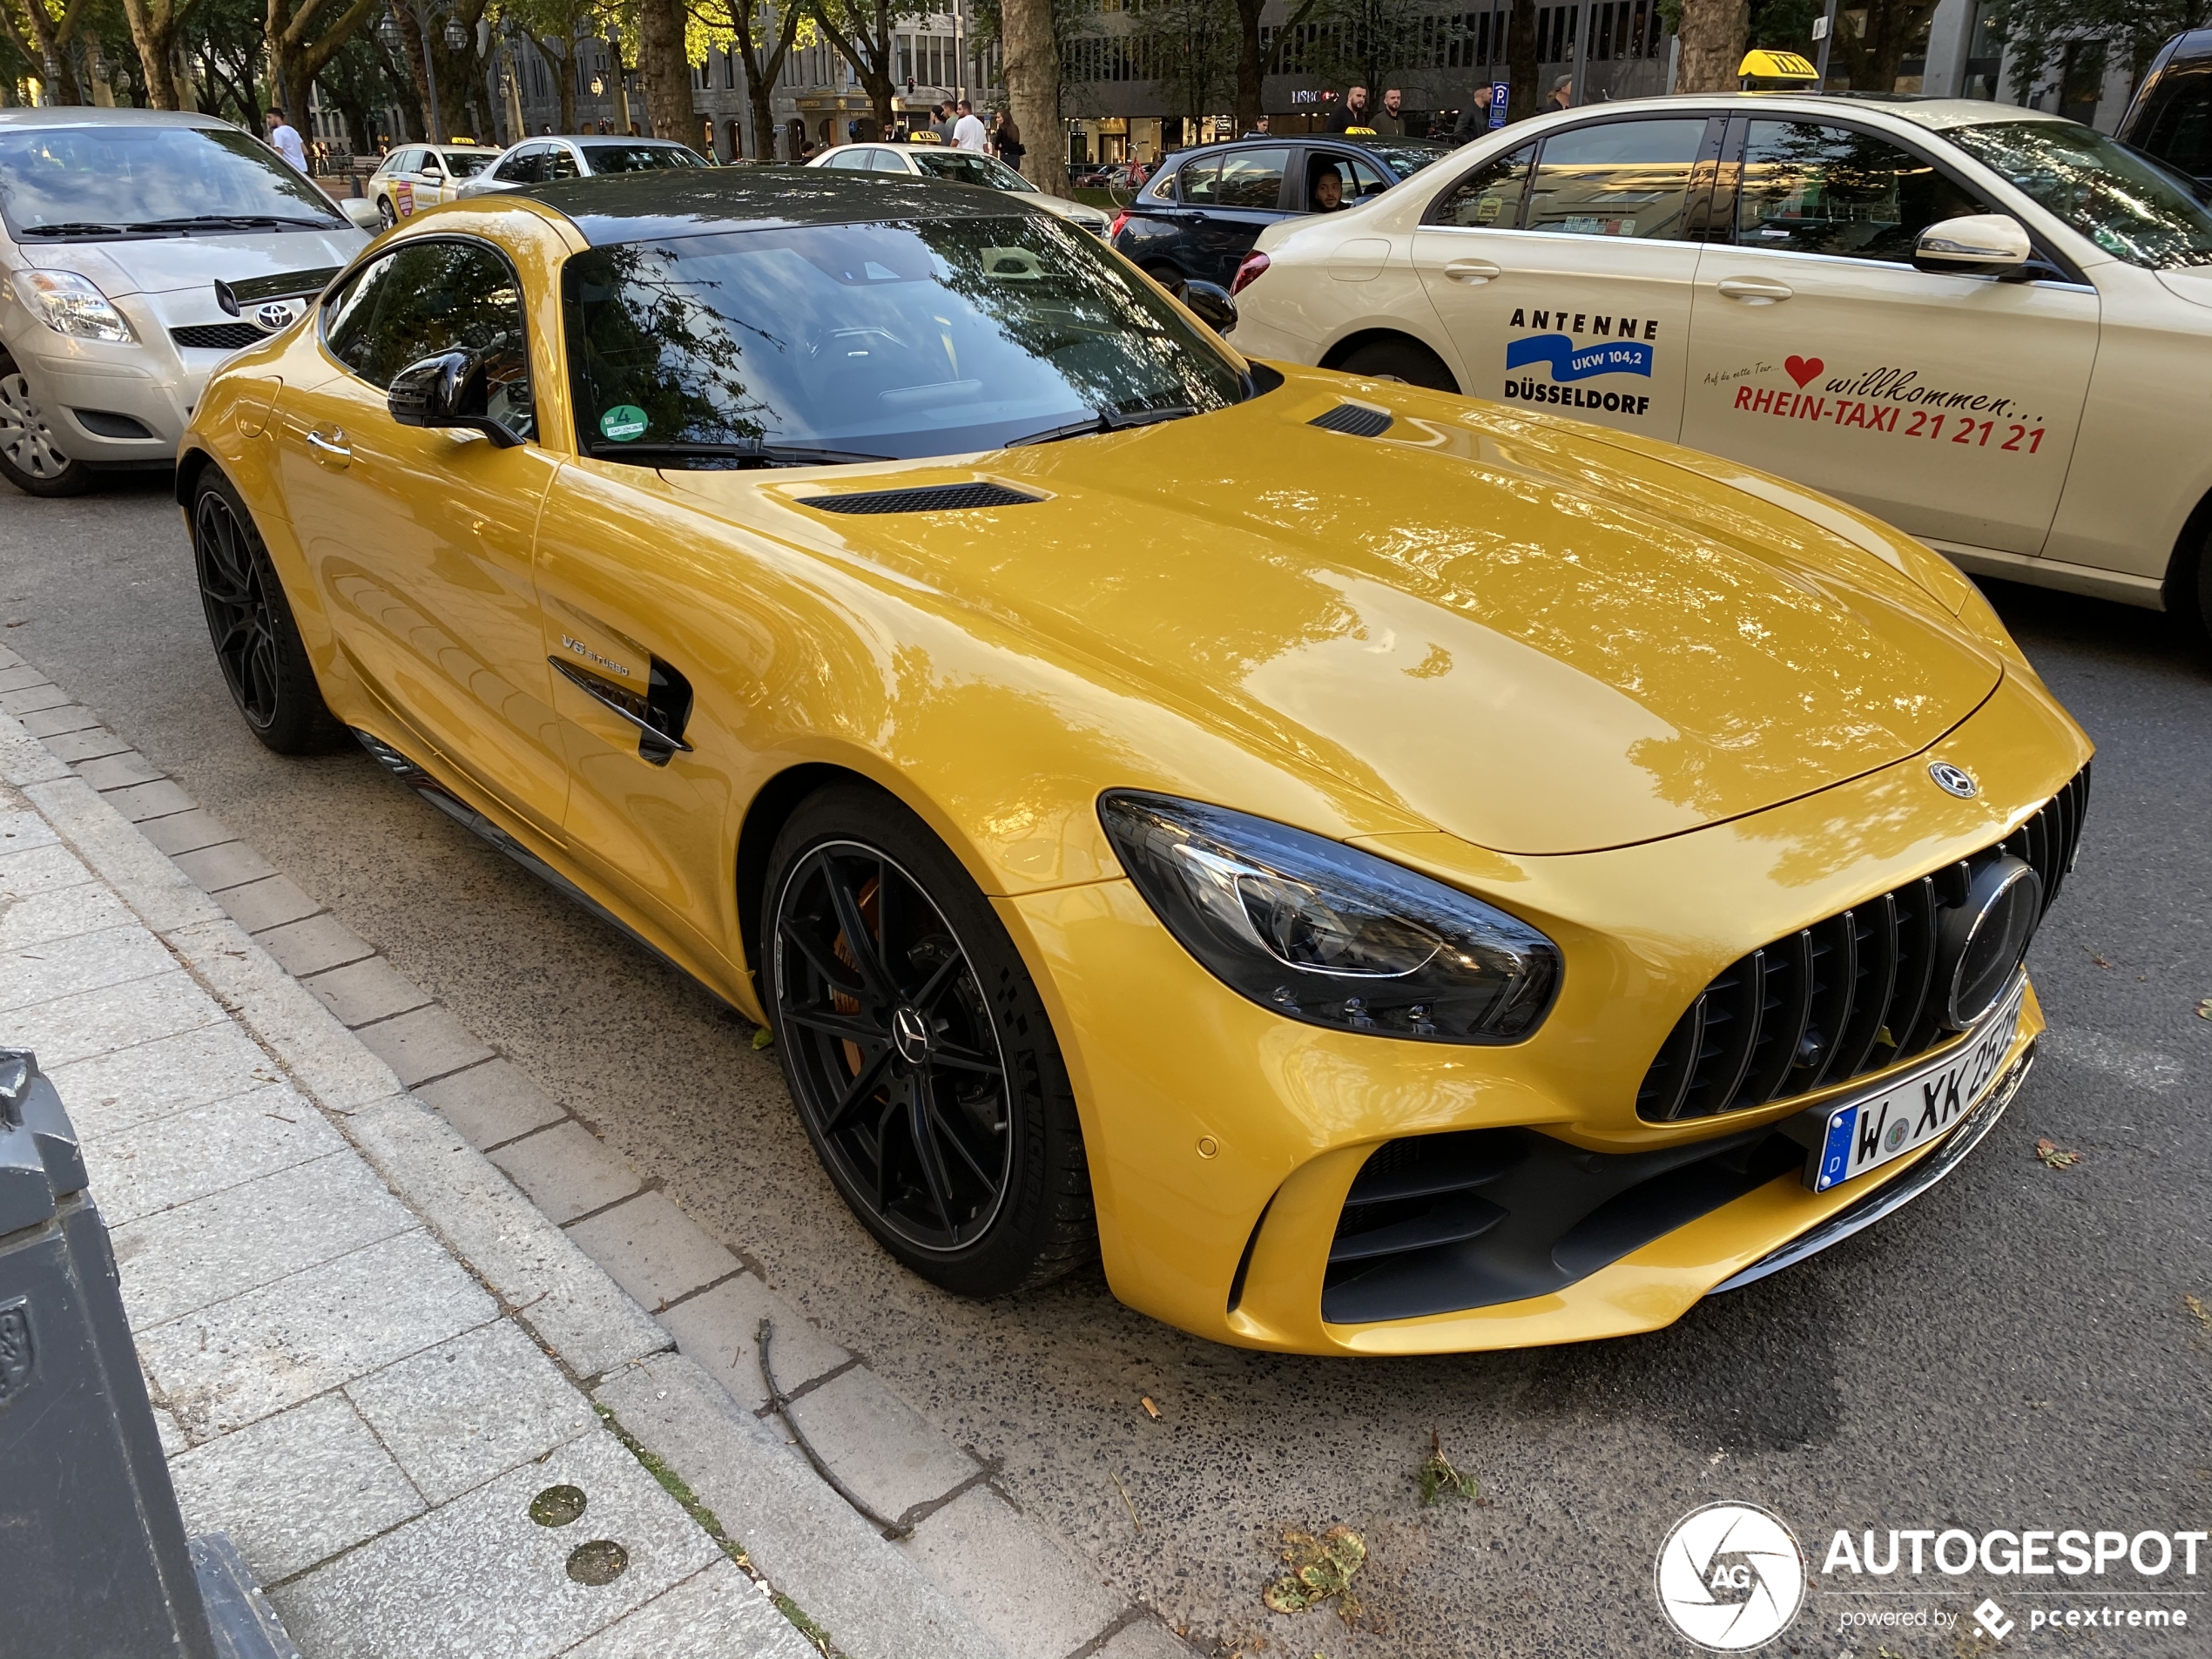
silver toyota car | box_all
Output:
[0,107,366,496]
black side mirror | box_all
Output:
[387,350,523,448]
[1182,280,1238,334]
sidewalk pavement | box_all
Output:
[0,645,1194,1659]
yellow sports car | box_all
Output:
[178,171,2091,1356]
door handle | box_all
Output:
[1444,258,1502,284]
[1716,275,1794,304]
[305,427,351,464]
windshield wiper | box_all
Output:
[17,221,147,238]
[1006,403,1201,447]
[587,439,892,468]
[128,214,343,233]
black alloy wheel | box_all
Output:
[765,787,1094,1297]
[191,471,345,753]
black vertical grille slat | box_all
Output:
[1635,765,2087,1123]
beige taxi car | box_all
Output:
[365,142,497,229]
[1228,94,2212,635]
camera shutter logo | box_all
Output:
[1655,1501,1805,1651]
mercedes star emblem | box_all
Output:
[1928,762,1979,799]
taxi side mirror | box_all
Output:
[388,350,523,448]
[1912,213,2032,278]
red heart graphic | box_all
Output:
[1784,354,1824,389]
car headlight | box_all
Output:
[1099,792,1561,1043]
[12,270,136,344]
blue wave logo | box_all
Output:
[1505,334,1654,382]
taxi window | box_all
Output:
[1182,149,1287,209]
[1735,121,1986,262]
[1427,144,1534,228]
[1523,118,1710,239]
[324,240,535,440]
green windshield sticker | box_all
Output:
[599,405,648,442]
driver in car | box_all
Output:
[1312,163,1345,212]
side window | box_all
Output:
[1523,118,1711,239]
[1735,120,1989,261]
[1177,158,1220,204]
[495,145,541,183]
[2141,65,2212,179]
[1343,155,1390,202]
[1428,145,1534,227]
[545,147,582,181]
[1306,152,1390,211]
[322,241,535,440]
[1211,148,1288,208]
[823,148,866,168]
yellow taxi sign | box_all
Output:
[1738,49,1819,84]
[907,129,944,144]
[1342,125,1378,136]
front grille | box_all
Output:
[171,322,267,352]
[1309,402,1393,438]
[1636,764,2089,1123]
[806,482,1041,515]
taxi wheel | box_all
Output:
[0,352,91,498]
[377,197,396,230]
[763,785,1096,1298]
[1334,336,1459,394]
[190,471,346,754]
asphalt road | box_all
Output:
[4,474,2208,1658]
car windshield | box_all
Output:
[441,150,496,177]
[1946,118,2212,269]
[0,123,345,239]
[912,149,1035,192]
[1359,139,1450,179]
[563,213,1249,462]
[583,144,700,174]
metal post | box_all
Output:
[1568,0,1590,104]
[1814,0,1840,87]
[416,0,443,141]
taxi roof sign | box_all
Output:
[1738,49,1820,85]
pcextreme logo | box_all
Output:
[1655,1502,1807,1651]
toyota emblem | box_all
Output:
[1928,761,1979,799]
[253,300,297,333]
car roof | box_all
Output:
[1156,134,1445,165]
[0,106,233,132]
[519,167,1040,245]
[1467,90,2076,134]
[571,135,692,147]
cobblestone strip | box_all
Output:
[0,651,1196,1659]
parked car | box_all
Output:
[459,135,708,196]
[1231,91,2212,639]
[2117,29,2212,190]
[1110,135,1447,293]
[364,141,498,229]
[809,143,1111,237]
[0,106,365,496]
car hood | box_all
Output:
[684,374,2004,856]
[11,226,365,298]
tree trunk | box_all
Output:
[1505,0,1537,118]
[391,3,435,137]
[1231,0,1262,134]
[637,0,688,141]
[1000,0,1062,192]
[1674,0,1747,94]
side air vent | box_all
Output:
[1308,402,1393,438]
[171,323,268,352]
[71,408,153,440]
[806,482,1042,516]
[1635,764,2089,1124]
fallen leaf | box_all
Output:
[751,1027,774,1051]
[2035,1138,2081,1170]
[2198,999,2212,1022]
[1264,1526,1366,1624]
[1139,1395,1161,1420]
[2184,1294,2212,1332]
[1414,1427,1480,1506]
[2087,948,2114,969]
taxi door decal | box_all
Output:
[395,179,414,216]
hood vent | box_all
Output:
[806,481,1043,516]
[1309,402,1393,439]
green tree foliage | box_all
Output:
[1988,0,2212,100]
[1127,0,1232,128]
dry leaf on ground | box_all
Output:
[1415,1428,1480,1506]
[1264,1525,1367,1624]
[2035,1138,2081,1170]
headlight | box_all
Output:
[12,270,136,344]
[1099,792,1561,1043]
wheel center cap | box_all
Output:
[890,1005,931,1064]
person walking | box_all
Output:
[1326,85,1371,132]
[1242,113,1271,137]
[264,107,307,172]
[991,110,1023,172]
[951,99,988,151]
[1374,88,1406,135]
[1547,74,1573,111]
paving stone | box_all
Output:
[152,1401,188,1459]
[17,704,101,738]
[137,808,236,857]
[0,664,48,693]
[255,913,375,979]
[217,873,320,933]
[0,879,131,949]
[564,1559,820,1659]
[416,1058,565,1149]
[170,1393,425,1583]
[41,725,131,764]
[50,1022,283,1139]
[0,806,58,856]
[270,1424,718,1659]
[6,968,221,1069]
[77,750,165,791]
[489,1122,641,1224]
[0,646,22,671]
[20,775,222,935]
[300,955,432,1028]
[140,1228,499,1441]
[352,1003,495,1088]
[655,1275,849,1415]
[0,920,173,1013]
[172,840,278,894]
[780,1366,980,1524]
[0,682,72,715]
[899,1485,1123,1659]
[347,1320,598,1505]
[566,1191,741,1312]
[0,841,90,901]
[101,778,199,822]
[110,1150,415,1330]
[1095,1620,1199,1659]
[83,1082,343,1225]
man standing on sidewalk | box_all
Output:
[951,99,988,152]
[265,107,308,172]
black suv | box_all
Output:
[2120,30,2212,190]
[1111,136,1450,292]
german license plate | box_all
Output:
[1803,976,2027,1192]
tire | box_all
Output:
[190,469,347,754]
[762,785,1095,1298]
[1333,335,1460,394]
[1143,260,1187,298]
[377,197,397,230]
[0,351,91,497]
